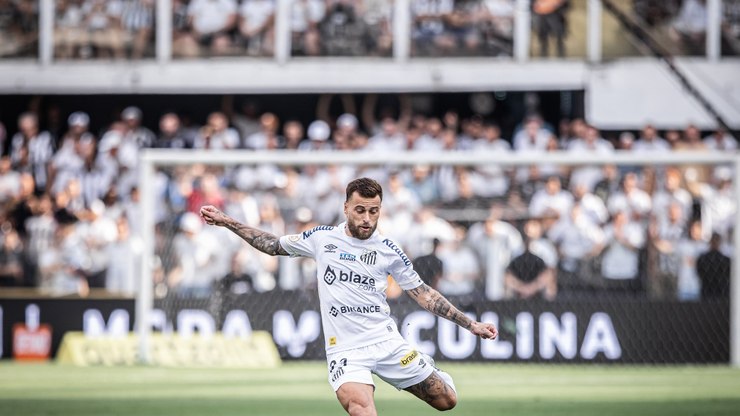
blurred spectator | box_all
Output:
[239,0,275,56]
[367,117,406,152]
[467,204,524,300]
[600,210,646,294]
[571,181,609,226]
[0,226,25,287]
[669,0,707,55]
[411,0,454,56]
[167,211,221,296]
[688,166,736,242]
[283,120,306,150]
[245,112,281,150]
[649,201,687,299]
[194,112,241,149]
[83,0,125,59]
[154,112,192,149]
[55,0,87,59]
[697,232,730,299]
[0,156,20,203]
[703,128,738,151]
[481,0,514,56]
[290,0,325,56]
[119,0,156,59]
[651,167,693,224]
[633,125,670,152]
[437,225,480,296]
[548,204,605,292]
[105,216,141,294]
[182,0,238,56]
[505,219,557,300]
[299,120,333,151]
[532,0,569,57]
[607,171,652,222]
[404,164,439,205]
[320,0,370,56]
[405,206,456,259]
[49,111,94,196]
[675,219,707,301]
[361,0,393,56]
[413,237,444,289]
[528,175,574,226]
[10,112,54,193]
[0,0,37,57]
[568,125,614,192]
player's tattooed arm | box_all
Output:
[406,284,472,330]
[200,205,288,256]
[226,220,289,256]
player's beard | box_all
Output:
[347,220,376,240]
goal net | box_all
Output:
[137,150,739,365]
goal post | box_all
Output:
[137,149,740,366]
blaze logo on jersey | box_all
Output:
[323,266,376,291]
[324,266,337,285]
[360,250,377,265]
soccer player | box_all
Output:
[200,177,498,415]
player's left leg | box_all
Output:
[404,371,457,411]
[373,338,457,411]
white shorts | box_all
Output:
[326,337,436,392]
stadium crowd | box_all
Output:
[0,98,735,304]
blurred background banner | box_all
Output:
[0,293,729,364]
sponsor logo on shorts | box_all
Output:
[339,252,356,262]
[329,358,348,383]
[400,350,418,367]
[324,244,338,253]
[360,250,377,265]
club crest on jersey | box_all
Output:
[324,266,337,285]
[360,250,377,265]
[324,244,338,253]
[339,252,356,262]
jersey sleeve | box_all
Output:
[384,239,424,290]
[279,233,316,258]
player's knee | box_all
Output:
[433,393,457,411]
[347,399,376,416]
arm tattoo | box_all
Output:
[407,284,472,330]
[225,219,288,256]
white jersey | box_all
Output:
[279,222,423,353]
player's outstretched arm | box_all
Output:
[200,205,289,256]
[406,283,498,340]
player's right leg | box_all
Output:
[336,382,377,416]
[327,348,377,416]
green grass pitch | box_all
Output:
[2,362,740,416]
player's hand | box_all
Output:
[470,321,498,340]
[200,205,229,227]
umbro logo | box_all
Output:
[324,244,337,253]
[360,250,377,265]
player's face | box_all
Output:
[344,192,381,240]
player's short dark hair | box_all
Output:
[346,178,383,202]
